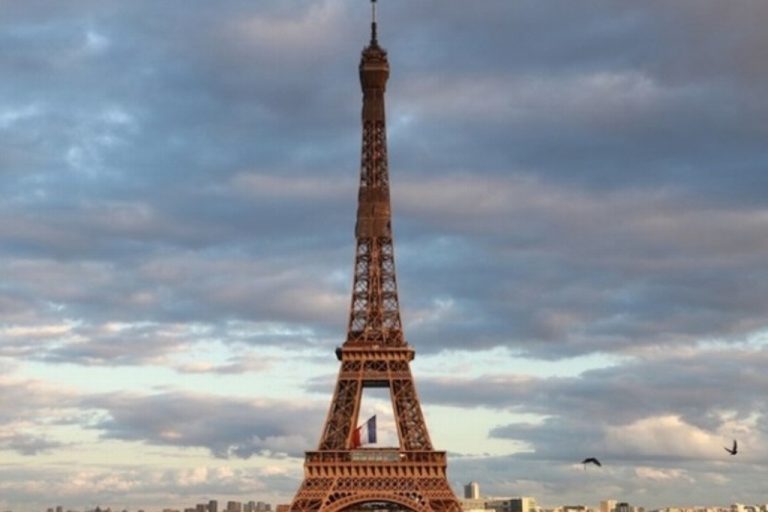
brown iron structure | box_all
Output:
[288,4,461,512]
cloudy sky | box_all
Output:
[2,0,768,510]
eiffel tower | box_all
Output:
[288,3,462,512]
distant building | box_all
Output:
[465,482,481,500]
[616,503,631,512]
[460,499,486,512]
[196,504,206,512]
[209,501,218,512]
[227,502,242,512]
[601,501,617,512]
[486,497,538,512]
[562,506,588,512]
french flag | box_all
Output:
[352,415,377,448]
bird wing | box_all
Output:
[594,458,602,466]
[733,440,738,451]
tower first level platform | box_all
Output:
[292,450,458,512]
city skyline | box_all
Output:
[2,0,768,511]
[9,489,768,512]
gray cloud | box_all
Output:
[3,0,768,364]
[428,347,767,417]
[1,250,349,365]
[393,176,768,357]
[0,376,325,461]
[0,377,79,459]
[417,347,768,466]
[83,391,325,458]
[421,346,768,506]
[0,432,64,455]
[384,1,768,199]
[5,172,768,365]
[0,377,78,424]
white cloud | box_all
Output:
[0,104,42,130]
[634,466,694,483]
[604,416,720,459]
[230,172,354,201]
[400,70,668,125]
[234,1,345,56]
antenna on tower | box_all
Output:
[370,0,378,44]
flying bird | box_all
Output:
[581,457,602,469]
[724,439,738,455]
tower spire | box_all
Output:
[370,0,378,44]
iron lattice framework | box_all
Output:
[289,10,461,512]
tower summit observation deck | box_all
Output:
[287,2,462,512]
